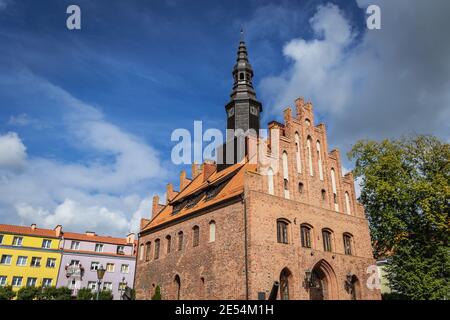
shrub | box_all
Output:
[151,285,161,300]
[0,286,16,300]
[77,287,94,300]
[17,286,39,300]
[55,287,73,300]
[98,289,113,300]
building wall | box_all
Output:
[135,200,247,300]
[56,237,135,299]
[56,251,135,300]
[244,101,380,299]
[0,233,61,290]
[245,188,379,300]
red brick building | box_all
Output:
[134,37,381,300]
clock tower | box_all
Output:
[218,31,262,170]
[225,30,262,139]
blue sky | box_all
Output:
[1,0,449,236]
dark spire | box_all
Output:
[230,30,257,101]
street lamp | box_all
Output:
[96,265,106,300]
[304,269,312,288]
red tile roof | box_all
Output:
[62,231,132,246]
[141,161,257,232]
[0,224,59,238]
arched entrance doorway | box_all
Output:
[308,260,338,300]
[279,268,292,300]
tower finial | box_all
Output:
[240,28,244,42]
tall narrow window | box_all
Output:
[145,241,151,261]
[300,225,312,248]
[193,226,200,247]
[277,219,289,244]
[345,192,351,215]
[174,275,181,300]
[295,133,302,173]
[282,152,289,199]
[267,167,274,195]
[343,233,353,255]
[178,231,184,251]
[209,221,216,242]
[154,239,160,259]
[316,141,323,180]
[166,235,171,254]
[307,137,313,176]
[331,169,339,211]
[322,229,332,252]
[139,244,144,260]
[298,182,304,194]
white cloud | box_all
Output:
[260,1,450,148]
[0,72,167,236]
[8,113,48,129]
[15,200,130,235]
[0,132,26,171]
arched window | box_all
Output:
[321,189,326,201]
[331,169,339,211]
[300,224,312,248]
[295,132,302,173]
[279,268,291,300]
[145,241,151,261]
[277,219,289,244]
[239,72,244,80]
[305,119,311,126]
[282,152,289,199]
[343,233,353,255]
[322,229,333,252]
[267,167,274,195]
[174,275,181,300]
[166,235,171,254]
[139,243,144,261]
[298,182,304,194]
[193,226,200,247]
[316,141,323,180]
[177,231,184,251]
[154,239,160,260]
[307,137,313,176]
[345,192,351,215]
[209,221,216,242]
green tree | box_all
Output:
[17,286,39,300]
[77,287,94,300]
[151,285,161,300]
[98,289,113,300]
[39,286,59,300]
[55,287,73,300]
[0,285,16,300]
[349,135,450,300]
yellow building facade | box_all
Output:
[0,224,62,290]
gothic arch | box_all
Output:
[279,267,293,300]
[309,259,338,300]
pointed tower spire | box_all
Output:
[230,30,257,101]
[217,30,263,171]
